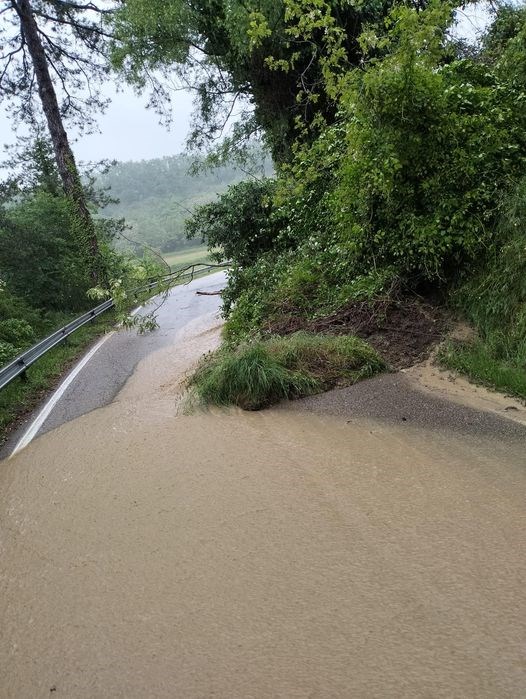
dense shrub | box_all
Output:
[332,7,526,281]
[188,3,526,349]
[0,192,92,311]
[0,341,20,366]
[449,176,526,367]
[0,318,35,346]
[189,332,384,409]
[186,178,289,267]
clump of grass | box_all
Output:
[189,331,385,410]
[438,341,526,402]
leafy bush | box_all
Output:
[331,4,526,282]
[0,288,41,328]
[0,318,35,346]
[0,192,92,311]
[0,289,41,367]
[196,3,526,351]
[189,331,384,409]
[439,175,526,397]
[0,341,18,366]
[185,178,289,267]
[454,176,526,361]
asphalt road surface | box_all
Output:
[2,271,226,458]
[1,274,525,698]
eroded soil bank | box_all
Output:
[265,296,448,368]
[1,312,525,698]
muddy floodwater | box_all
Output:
[1,313,525,698]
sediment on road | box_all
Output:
[1,310,525,698]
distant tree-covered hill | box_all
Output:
[99,154,270,253]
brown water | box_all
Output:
[1,313,525,698]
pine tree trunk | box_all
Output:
[12,0,101,281]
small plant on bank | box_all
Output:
[188,332,385,410]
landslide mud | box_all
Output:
[404,355,526,426]
[1,311,525,698]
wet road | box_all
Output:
[0,311,525,698]
[2,272,225,457]
[0,280,525,697]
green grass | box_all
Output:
[188,331,385,410]
[438,340,526,402]
[164,245,211,270]
[437,181,526,404]
[0,311,118,446]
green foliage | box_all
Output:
[0,316,36,365]
[0,192,92,310]
[332,2,526,281]
[99,154,265,252]
[186,178,287,266]
[470,179,526,353]
[112,0,427,162]
[0,287,41,329]
[190,343,316,410]
[0,342,18,366]
[189,331,384,409]
[439,340,526,401]
[0,319,35,346]
[1,135,61,197]
[482,4,526,67]
[194,1,526,352]
[439,175,526,398]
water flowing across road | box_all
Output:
[1,274,525,698]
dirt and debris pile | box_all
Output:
[265,297,449,369]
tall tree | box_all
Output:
[0,0,117,279]
[111,0,432,164]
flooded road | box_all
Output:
[1,272,227,459]
[1,312,525,698]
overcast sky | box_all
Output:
[0,4,492,168]
[0,82,196,166]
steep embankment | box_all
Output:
[183,4,526,409]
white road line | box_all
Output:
[10,302,147,458]
[10,332,115,458]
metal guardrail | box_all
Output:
[0,262,227,391]
[0,298,114,391]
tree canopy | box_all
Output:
[1,0,120,280]
[1,0,116,128]
[111,0,432,162]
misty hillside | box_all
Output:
[99,154,267,252]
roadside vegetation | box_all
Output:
[1,0,525,423]
[438,177,526,399]
[162,0,526,408]
[0,311,117,445]
[0,139,164,444]
[189,333,384,410]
